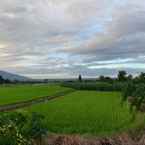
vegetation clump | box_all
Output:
[0,112,47,145]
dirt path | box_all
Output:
[0,89,75,112]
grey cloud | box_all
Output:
[0,0,145,78]
[61,4,145,60]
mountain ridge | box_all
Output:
[0,70,30,81]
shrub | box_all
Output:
[0,112,47,145]
[121,82,145,112]
[132,84,145,111]
[61,82,125,91]
[0,113,29,145]
[122,82,136,101]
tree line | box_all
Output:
[0,75,12,84]
[1,70,145,84]
[78,70,145,83]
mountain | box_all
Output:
[0,70,30,82]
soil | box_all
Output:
[37,133,145,145]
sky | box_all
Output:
[0,0,145,78]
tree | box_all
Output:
[0,76,4,84]
[4,79,11,84]
[138,72,145,83]
[104,77,113,83]
[118,70,127,81]
[78,74,82,82]
[0,76,11,84]
[99,75,113,83]
[127,74,133,81]
[99,75,106,82]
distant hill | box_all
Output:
[0,70,30,82]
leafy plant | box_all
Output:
[25,112,47,145]
[132,84,145,111]
[0,112,47,145]
[122,82,135,101]
[0,113,30,145]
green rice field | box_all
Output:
[0,85,70,105]
[0,84,144,136]
[21,90,144,136]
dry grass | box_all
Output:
[35,133,145,145]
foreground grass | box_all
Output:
[0,84,70,105]
[22,91,142,136]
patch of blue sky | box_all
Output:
[88,63,145,70]
[79,24,104,39]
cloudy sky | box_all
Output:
[0,0,145,78]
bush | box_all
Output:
[132,84,145,111]
[121,82,145,112]
[61,82,125,91]
[0,113,29,145]
[0,112,47,145]
[122,82,136,101]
